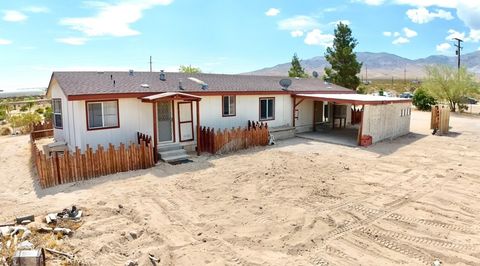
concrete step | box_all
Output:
[159,148,187,158]
[160,152,189,163]
[158,143,182,153]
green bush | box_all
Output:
[35,108,44,114]
[20,105,28,112]
[44,106,53,121]
[413,88,437,111]
[357,85,368,94]
[8,112,42,133]
[0,109,6,121]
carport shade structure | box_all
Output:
[292,93,412,145]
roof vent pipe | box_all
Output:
[113,80,116,87]
[159,70,166,81]
[110,74,113,80]
[129,69,134,76]
[178,79,183,90]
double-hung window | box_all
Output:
[52,98,63,129]
[259,98,275,121]
[86,100,119,130]
[222,95,236,117]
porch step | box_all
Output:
[158,145,189,162]
[158,143,182,153]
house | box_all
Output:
[46,71,412,161]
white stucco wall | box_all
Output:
[49,79,69,145]
[361,103,411,143]
[198,95,293,130]
[69,98,153,150]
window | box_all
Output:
[52,98,63,129]
[259,98,275,121]
[222,95,236,117]
[86,100,119,130]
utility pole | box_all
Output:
[453,38,463,70]
[365,64,368,83]
[149,56,152,72]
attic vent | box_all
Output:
[188,77,208,89]
[141,84,150,88]
[159,70,166,81]
[129,69,134,76]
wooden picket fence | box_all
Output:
[31,131,155,188]
[30,121,54,139]
[198,120,269,154]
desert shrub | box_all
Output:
[44,106,53,121]
[379,88,385,96]
[413,88,437,111]
[8,112,42,133]
[0,109,6,121]
[20,105,28,112]
[35,107,44,114]
[0,126,12,136]
[357,85,368,94]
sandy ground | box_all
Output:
[1,110,480,265]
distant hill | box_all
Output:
[245,51,480,80]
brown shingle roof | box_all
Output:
[51,71,353,96]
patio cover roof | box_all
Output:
[141,92,202,102]
[294,93,412,105]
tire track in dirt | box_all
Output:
[385,213,478,234]
[357,226,479,252]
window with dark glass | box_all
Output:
[87,100,119,130]
[222,95,236,116]
[52,98,63,129]
[259,98,275,121]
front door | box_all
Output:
[157,101,173,142]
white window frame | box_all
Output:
[52,98,63,129]
[259,98,275,121]
[222,95,236,117]
[86,100,119,130]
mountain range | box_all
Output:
[245,51,480,80]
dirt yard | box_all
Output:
[1,110,480,265]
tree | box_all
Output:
[324,22,362,90]
[412,88,437,111]
[288,53,308,78]
[179,65,201,73]
[44,106,53,121]
[422,65,478,112]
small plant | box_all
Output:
[412,88,437,111]
[44,106,53,121]
[36,107,45,114]
[20,105,28,112]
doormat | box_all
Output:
[168,159,193,165]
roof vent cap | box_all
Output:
[201,84,208,90]
[129,69,134,76]
[178,79,184,90]
[141,84,150,88]
[159,70,166,81]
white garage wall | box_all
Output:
[361,103,411,143]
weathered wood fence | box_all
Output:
[31,128,155,188]
[431,104,450,135]
[351,109,363,125]
[198,120,269,154]
[30,121,54,139]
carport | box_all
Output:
[292,93,412,146]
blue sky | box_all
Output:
[1,0,480,89]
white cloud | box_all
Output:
[329,19,351,26]
[56,37,89,45]
[24,6,49,13]
[383,31,392,37]
[304,29,334,47]
[60,0,173,37]
[290,30,304,37]
[393,0,456,8]
[446,29,465,40]
[469,29,480,42]
[406,7,453,24]
[355,0,385,6]
[403,27,418,38]
[436,42,451,53]
[278,15,320,31]
[0,39,12,45]
[393,32,401,37]
[3,10,27,22]
[393,36,410,45]
[456,1,480,30]
[265,8,280,17]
